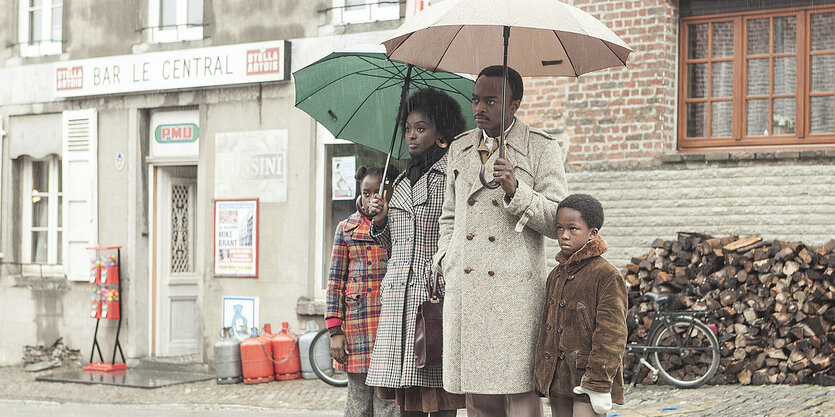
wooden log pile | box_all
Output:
[22,337,81,366]
[623,233,835,386]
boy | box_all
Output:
[533,194,628,417]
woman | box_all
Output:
[326,166,401,417]
[366,89,467,417]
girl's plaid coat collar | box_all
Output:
[341,212,374,243]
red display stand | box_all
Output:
[83,246,126,373]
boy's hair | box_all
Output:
[477,65,524,102]
[355,165,399,183]
[558,194,604,230]
[401,88,467,143]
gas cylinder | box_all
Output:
[214,327,242,384]
[299,321,328,380]
[240,326,275,384]
[271,322,301,380]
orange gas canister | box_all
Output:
[271,322,301,380]
[240,326,275,384]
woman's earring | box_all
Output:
[435,137,448,148]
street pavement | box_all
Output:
[1,366,834,416]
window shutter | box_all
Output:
[62,109,98,281]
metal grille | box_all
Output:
[171,184,191,273]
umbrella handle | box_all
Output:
[356,195,376,219]
[479,165,501,189]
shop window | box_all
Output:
[18,0,63,57]
[331,0,401,25]
[679,6,835,149]
[148,0,203,43]
[21,156,63,265]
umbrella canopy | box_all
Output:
[382,0,633,77]
[293,44,477,159]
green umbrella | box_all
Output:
[293,44,476,161]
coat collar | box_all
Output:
[456,117,529,158]
[389,154,447,212]
[342,212,374,242]
[555,236,608,273]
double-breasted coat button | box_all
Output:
[366,246,372,250]
[488,236,496,242]
[492,199,499,206]
[352,278,357,282]
[546,323,552,330]
[567,274,575,281]
[468,197,475,206]
[559,299,566,307]
[557,352,565,360]
[367,261,372,265]
[466,234,474,240]
[544,352,551,360]
[367,288,371,292]
[557,326,563,333]
[488,271,495,276]
[548,298,555,305]
[464,267,472,274]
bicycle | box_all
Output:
[309,327,349,387]
[626,292,721,390]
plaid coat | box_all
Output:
[325,213,389,373]
[366,155,447,389]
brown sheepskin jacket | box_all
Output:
[533,236,628,404]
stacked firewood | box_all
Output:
[22,337,81,366]
[622,233,835,386]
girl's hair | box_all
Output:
[355,165,400,183]
[401,88,467,143]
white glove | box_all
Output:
[573,385,612,414]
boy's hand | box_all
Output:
[573,386,612,414]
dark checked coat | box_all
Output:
[366,155,447,389]
[433,120,568,394]
[533,236,627,404]
[325,212,389,373]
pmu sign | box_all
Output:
[156,123,199,143]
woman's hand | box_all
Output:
[367,193,389,227]
[330,334,349,364]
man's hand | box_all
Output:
[493,157,517,197]
[573,386,612,414]
[330,334,349,365]
[367,193,389,227]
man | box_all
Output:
[433,65,567,417]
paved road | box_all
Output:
[1,367,834,416]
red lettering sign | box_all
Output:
[56,66,84,91]
[246,47,282,75]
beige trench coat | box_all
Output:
[433,119,568,394]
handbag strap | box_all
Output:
[427,271,441,301]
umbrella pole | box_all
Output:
[479,26,510,189]
[357,64,413,217]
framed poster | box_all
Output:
[331,155,356,200]
[221,296,259,339]
[214,198,259,277]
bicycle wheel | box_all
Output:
[649,317,720,388]
[309,327,348,387]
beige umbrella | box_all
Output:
[382,0,632,187]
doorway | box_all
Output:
[152,165,200,357]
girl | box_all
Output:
[326,165,400,417]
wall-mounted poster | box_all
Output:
[214,198,259,277]
[221,296,259,340]
[332,155,356,200]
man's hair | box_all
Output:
[477,65,523,102]
[401,88,467,142]
[558,194,604,230]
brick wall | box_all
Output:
[516,0,679,170]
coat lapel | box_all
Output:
[388,173,413,214]
[413,155,447,207]
[342,212,375,242]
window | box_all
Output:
[18,0,62,57]
[148,0,203,43]
[331,0,400,25]
[679,6,835,149]
[21,156,63,265]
